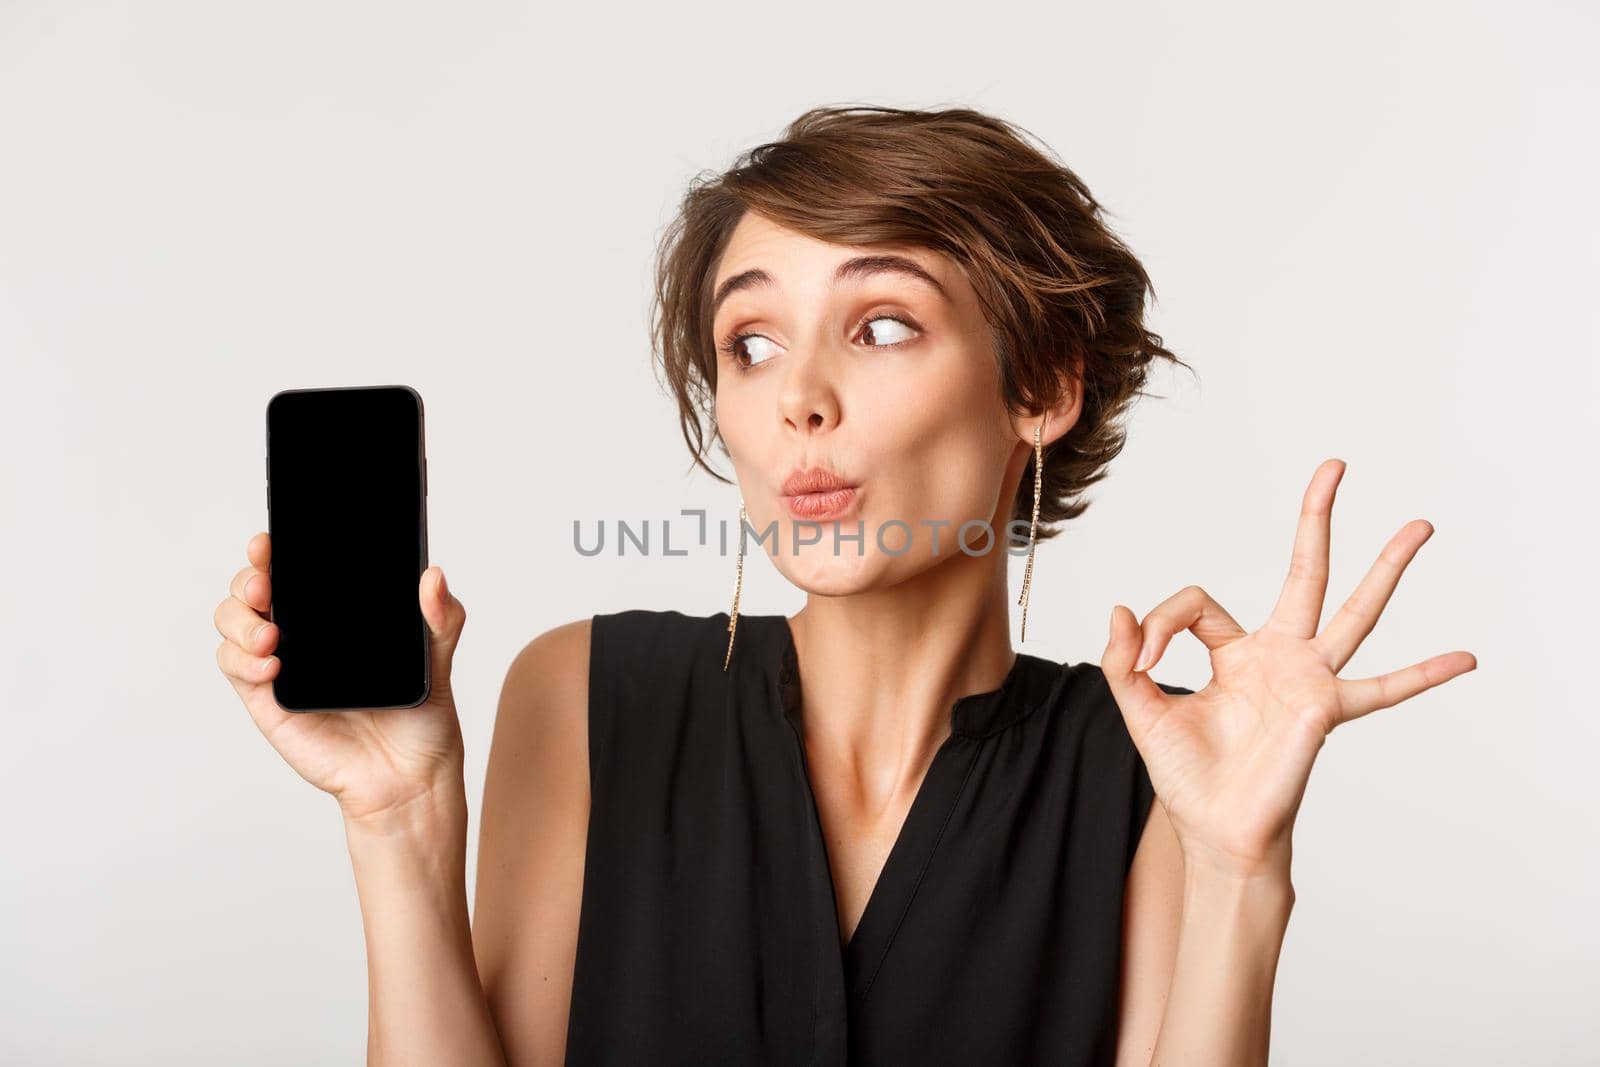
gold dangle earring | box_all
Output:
[1016,414,1046,643]
[724,497,746,671]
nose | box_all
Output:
[777,346,841,436]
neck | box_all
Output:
[780,431,1037,815]
[787,537,1017,790]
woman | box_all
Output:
[214,106,1475,1065]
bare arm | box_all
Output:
[347,620,591,1065]
[345,782,508,1066]
[216,535,510,1063]
[472,619,592,1067]
[1115,803,1184,1066]
[1150,854,1292,1064]
[1115,804,1292,1066]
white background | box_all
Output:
[3,1,1595,1062]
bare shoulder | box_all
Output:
[1115,799,1186,1066]
[473,618,593,1067]
[485,618,593,808]
[481,619,592,829]
[502,618,593,729]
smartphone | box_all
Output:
[265,385,430,712]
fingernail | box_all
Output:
[1134,644,1152,671]
[438,570,448,599]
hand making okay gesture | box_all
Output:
[1101,458,1477,879]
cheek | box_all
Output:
[713,385,756,468]
[853,362,1009,528]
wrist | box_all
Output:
[1181,853,1296,924]
[1177,830,1293,883]
[338,783,476,989]
[341,778,469,846]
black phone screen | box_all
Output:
[266,385,429,712]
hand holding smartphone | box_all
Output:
[213,385,469,825]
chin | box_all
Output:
[776,548,887,597]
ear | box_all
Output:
[1008,367,1083,451]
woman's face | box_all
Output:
[711,210,1031,595]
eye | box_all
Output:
[858,314,919,348]
[716,312,921,373]
[717,331,782,371]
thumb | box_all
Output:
[1101,604,1167,742]
[420,566,465,693]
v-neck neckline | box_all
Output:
[761,613,1050,1001]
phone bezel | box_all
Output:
[264,384,431,713]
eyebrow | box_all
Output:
[710,254,948,318]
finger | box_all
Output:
[1336,650,1477,723]
[229,563,272,614]
[215,639,296,741]
[420,566,465,693]
[1313,519,1433,672]
[216,636,280,686]
[247,531,271,570]
[1267,458,1345,639]
[1102,604,1175,743]
[214,595,279,655]
[1132,584,1248,672]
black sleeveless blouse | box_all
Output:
[565,609,1189,1066]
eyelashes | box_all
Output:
[715,330,776,371]
[716,312,922,373]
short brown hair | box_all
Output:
[651,104,1188,544]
